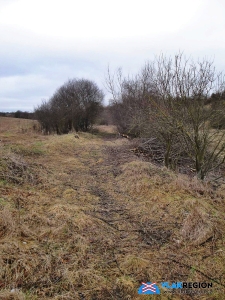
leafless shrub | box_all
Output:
[106,67,152,137]
[35,79,104,134]
[107,53,225,179]
[145,53,225,178]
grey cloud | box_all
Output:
[0,56,106,112]
[1,0,225,111]
[0,97,41,112]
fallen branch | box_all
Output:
[165,256,225,288]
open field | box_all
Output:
[0,117,225,299]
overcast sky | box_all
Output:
[0,0,225,111]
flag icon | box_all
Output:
[138,282,160,294]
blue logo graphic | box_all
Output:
[138,282,161,294]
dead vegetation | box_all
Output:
[180,207,214,246]
[0,118,225,299]
[0,153,41,185]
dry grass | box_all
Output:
[0,119,225,299]
[0,117,39,136]
[180,206,214,245]
[93,125,117,134]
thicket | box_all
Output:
[107,53,225,179]
[35,78,104,134]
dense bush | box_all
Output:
[35,79,104,134]
[107,53,225,179]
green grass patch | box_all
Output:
[10,142,45,156]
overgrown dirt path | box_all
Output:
[40,131,225,299]
[1,122,225,299]
[42,132,154,299]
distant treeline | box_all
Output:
[0,111,35,119]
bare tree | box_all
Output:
[106,53,225,179]
[35,79,104,134]
[34,100,53,134]
[145,53,225,179]
[106,67,152,136]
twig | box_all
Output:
[85,213,126,231]
[165,256,225,287]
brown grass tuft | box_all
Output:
[0,206,16,238]
[180,207,214,245]
[173,175,213,196]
